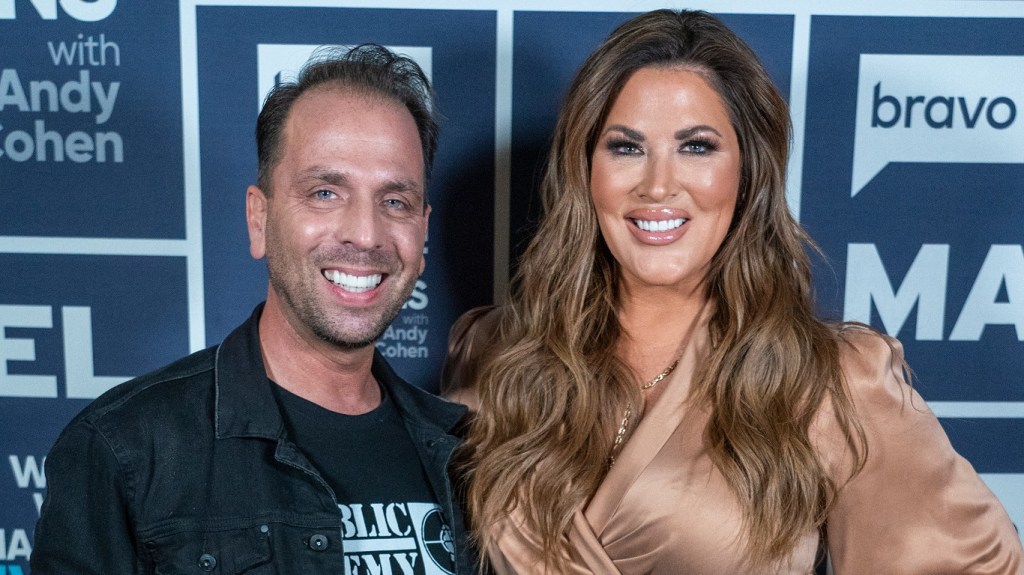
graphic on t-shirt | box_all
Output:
[419,506,456,572]
[339,501,455,575]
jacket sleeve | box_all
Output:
[31,419,141,575]
[824,329,1022,574]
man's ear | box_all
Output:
[246,185,268,260]
[420,204,431,275]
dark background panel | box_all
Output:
[802,16,1024,402]
[0,1,184,238]
[0,253,189,571]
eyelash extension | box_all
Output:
[603,136,721,155]
[684,137,720,153]
[606,138,641,153]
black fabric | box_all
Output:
[274,384,458,575]
[273,382,437,504]
[30,304,476,575]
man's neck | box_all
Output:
[257,298,381,415]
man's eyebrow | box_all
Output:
[381,179,423,195]
[296,168,423,199]
[298,167,350,187]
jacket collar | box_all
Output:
[371,349,467,433]
[214,304,466,439]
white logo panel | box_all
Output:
[852,54,1024,196]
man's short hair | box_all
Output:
[255,44,438,196]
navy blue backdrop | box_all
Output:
[1,2,1021,570]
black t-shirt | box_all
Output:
[273,382,456,575]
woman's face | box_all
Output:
[590,66,741,296]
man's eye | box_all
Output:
[313,189,335,200]
[384,198,409,210]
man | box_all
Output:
[32,45,474,575]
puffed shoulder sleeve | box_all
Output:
[823,329,1022,574]
[441,305,500,412]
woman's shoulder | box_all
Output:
[822,330,1023,572]
[441,304,504,411]
[811,324,913,475]
[833,324,910,409]
[815,324,939,478]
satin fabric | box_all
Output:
[455,322,1023,574]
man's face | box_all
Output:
[247,87,429,349]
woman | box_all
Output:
[445,9,1022,574]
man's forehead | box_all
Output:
[270,86,426,189]
[281,88,419,149]
[292,84,409,121]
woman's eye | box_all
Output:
[607,139,642,155]
[682,138,718,154]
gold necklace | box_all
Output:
[608,356,681,468]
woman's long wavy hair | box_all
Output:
[462,9,867,569]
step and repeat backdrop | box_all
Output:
[1,0,1022,569]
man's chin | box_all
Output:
[320,335,378,351]
[310,317,392,351]
[299,290,410,351]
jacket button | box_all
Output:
[308,533,329,551]
[198,553,217,571]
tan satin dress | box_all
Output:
[469,328,1023,574]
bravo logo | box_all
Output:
[851,54,1023,196]
[0,0,116,21]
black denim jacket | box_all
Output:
[31,305,476,575]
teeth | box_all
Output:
[323,270,382,293]
[634,218,686,232]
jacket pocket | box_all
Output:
[145,523,272,574]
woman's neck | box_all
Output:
[615,283,711,384]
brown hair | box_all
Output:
[256,44,438,196]
[461,9,866,569]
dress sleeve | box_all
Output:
[30,419,141,574]
[824,329,1022,574]
[441,304,500,412]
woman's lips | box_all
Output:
[626,209,690,245]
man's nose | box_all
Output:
[336,196,382,249]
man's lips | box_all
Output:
[322,270,384,294]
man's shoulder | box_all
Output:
[72,344,219,428]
